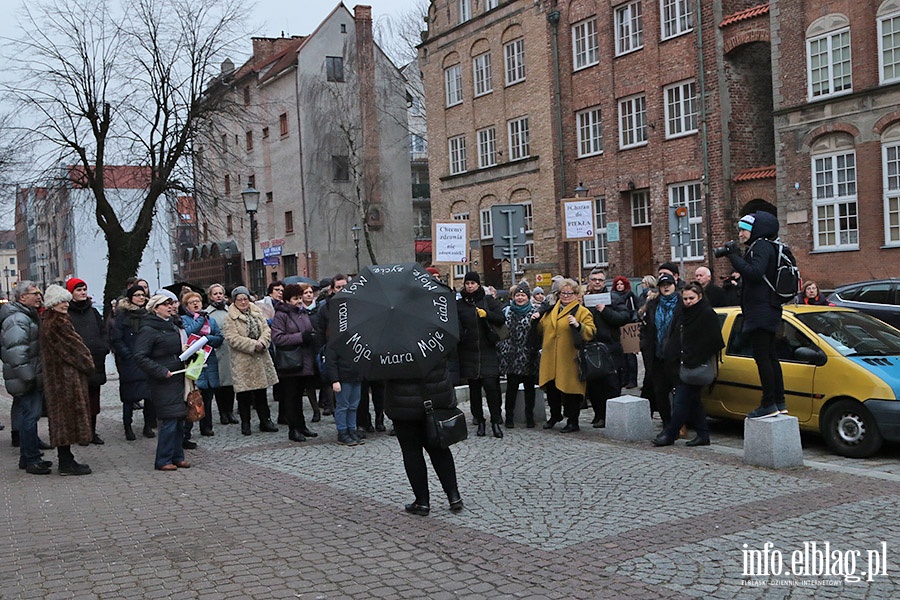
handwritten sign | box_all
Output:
[561,198,596,241]
[432,220,469,264]
[621,322,641,354]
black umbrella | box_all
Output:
[162,282,208,305]
[282,275,319,287]
[326,263,459,380]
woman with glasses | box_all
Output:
[532,278,596,432]
[134,294,191,471]
[205,283,238,425]
[109,285,156,440]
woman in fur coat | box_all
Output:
[39,285,94,476]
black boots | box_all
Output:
[124,424,136,441]
[143,423,156,438]
[447,489,464,512]
[405,502,430,516]
[475,421,486,436]
[241,421,252,436]
[491,423,504,439]
[288,428,306,442]
[375,413,386,432]
[560,421,580,433]
[260,419,279,432]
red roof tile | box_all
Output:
[734,165,776,182]
[720,3,769,28]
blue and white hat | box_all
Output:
[738,214,756,231]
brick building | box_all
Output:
[420,0,900,288]
[195,4,413,292]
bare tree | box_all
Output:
[375,0,431,67]
[3,0,248,312]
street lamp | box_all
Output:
[574,182,589,198]
[155,259,161,289]
[242,186,261,291]
[2,268,9,300]
[39,253,47,290]
[351,224,362,274]
[223,246,233,288]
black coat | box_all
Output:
[109,300,151,403]
[703,283,729,307]
[383,362,456,422]
[456,287,505,379]
[271,302,317,378]
[679,298,725,369]
[134,314,186,420]
[727,211,783,333]
[68,299,109,386]
[589,301,631,356]
[323,299,363,384]
[640,294,683,380]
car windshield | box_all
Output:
[796,311,900,356]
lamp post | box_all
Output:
[39,253,47,290]
[155,259,161,289]
[242,186,261,291]
[351,224,362,274]
[573,183,589,283]
[223,247,233,288]
[2,268,9,300]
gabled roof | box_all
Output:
[720,3,769,28]
[734,165,776,182]
[234,36,308,85]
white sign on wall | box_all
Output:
[431,221,469,265]
[561,198,596,241]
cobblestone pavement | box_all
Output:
[1,380,899,599]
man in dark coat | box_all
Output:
[694,266,728,307]
[66,278,109,444]
[456,271,506,438]
[586,295,631,428]
[725,211,785,419]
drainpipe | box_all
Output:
[547,8,569,275]
[696,0,714,278]
[294,64,311,276]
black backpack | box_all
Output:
[761,238,801,303]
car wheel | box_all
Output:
[820,399,883,458]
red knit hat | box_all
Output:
[66,278,87,293]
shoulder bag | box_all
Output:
[679,359,718,386]
[423,399,468,449]
[186,389,205,422]
[576,341,617,381]
[273,345,304,370]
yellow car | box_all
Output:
[702,305,900,458]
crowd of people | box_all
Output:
[0,212,791,515]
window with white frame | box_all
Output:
[485,0,499,10]
[619,94,648,148]
[583,197,608,266]
[631,190,651,226]
[813,150,858,249]
[878,3,900,84]
[884,141,900,245]
[577,107,603,157]
[669,182,703,260]
[508,117,530,160]
[616,1,644,56]
[452,212,470,278]
[477,127,497,168]
[504,39,526,85]
[664,80,698,138]
[522,201,534,232]
[473,52,493,96]
[661,0,692,39]
[807,28,852,99]
[480,208,493,239]
[572,18,599,70]
[448,135,467,175]
[521,240,535,265]
[445,64,463,107]
[459,0,471,23]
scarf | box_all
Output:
[509,301,532,317]
[242,307,261,340]
[210,300,227,311]
[655,292,679,353]
[190,311,211,335]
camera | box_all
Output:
[713,240,739,258]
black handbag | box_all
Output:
[484,320,510,344]
[273,345,304,370]
[423,399,468,449]
[576,341,617,382]
[679,360,718,386]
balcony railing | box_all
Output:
[411,183,430,198]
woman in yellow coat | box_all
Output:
[532,278,596,432]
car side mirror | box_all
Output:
[794,346,827,366]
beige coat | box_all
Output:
[537,300,596,396]
[222,303,279,393]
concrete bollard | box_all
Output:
[510,384,547,424]
[605,395,654,441]
[743,415,804,468]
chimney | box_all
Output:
[354,5,383,226]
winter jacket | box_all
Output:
[323,300,363,384]
[205,303,233,387]
[181,311,223,390]
[497,303,539,376]
[109,299,151,403]
[0,302,43,396]
[40,310,93,446]
[222,303,278,393]
[589,301,632,356]
[68,299,109,386]
[456,287,505,379]
[383,361,456,422]
[271,301,317,378]
[536,300,596,396]
[678,297,725,371]
[727,211,783,333]
[640,294,683,382]
[133,313,187,420]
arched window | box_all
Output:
[882,122,900,245]
[878,1,900,84]
[806,14,852,100]
[810,134,858,250]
